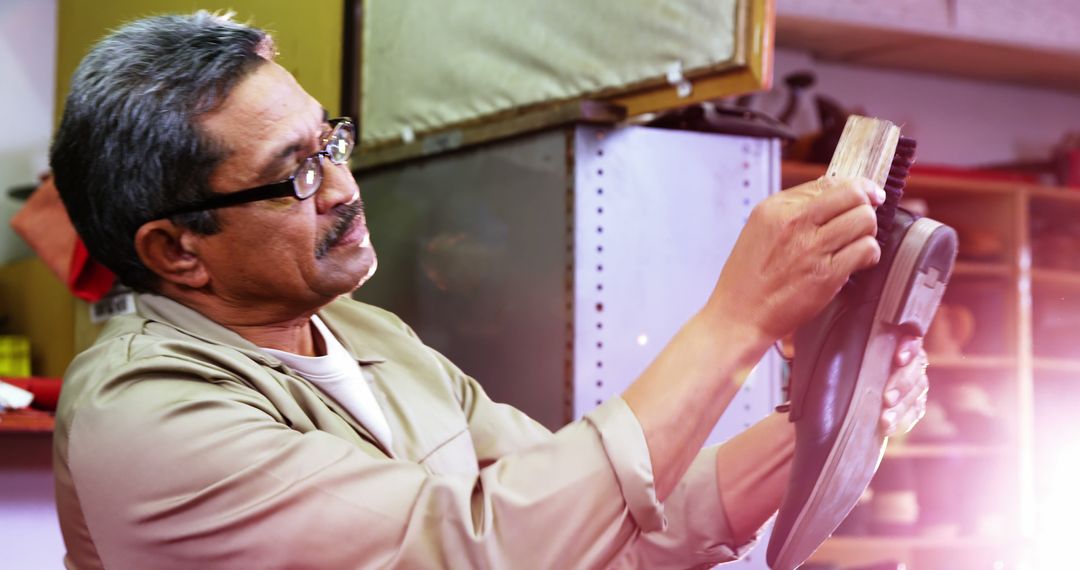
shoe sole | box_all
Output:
[769,217,954,570]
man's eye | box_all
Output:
[281,158,307,181]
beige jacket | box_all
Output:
[54,294,756,569]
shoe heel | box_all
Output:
[879,217,958,335]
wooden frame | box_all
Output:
[611,0,774,118]
[352,0,775,170]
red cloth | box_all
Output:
[1,377,62,411]
[68,240,116,303]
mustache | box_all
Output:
[315,201,363,259]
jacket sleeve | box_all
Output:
[610,445,763,569]
[442,347,761,569]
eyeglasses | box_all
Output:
[154,117,356,220]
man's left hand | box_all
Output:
[880,336,929,436]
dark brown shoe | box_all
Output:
[766,202,958,569]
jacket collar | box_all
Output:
[135,293,387,366]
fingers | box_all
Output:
[895,390,929,434]
[807,180,885,278]
[884,341,926,405]
[880,342,930,435]
[713,175,888,342]
[894,336,922,367]
[830,235,881,278]
[803,176,885,226]
[816,203,878,253]
[883,380,928,436]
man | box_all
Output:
[50,12,928,570]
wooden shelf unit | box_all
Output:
[782,161,1080,568]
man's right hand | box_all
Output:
[706,176,885,344]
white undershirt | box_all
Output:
[262,316,393,450]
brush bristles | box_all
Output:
[877,135,917,240]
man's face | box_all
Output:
[193,61,377,310]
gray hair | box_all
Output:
[50,11,274,291]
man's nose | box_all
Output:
[315,159,361,215]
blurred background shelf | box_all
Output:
[1028,185,1080,203]
[954,261,1012,278]
[926,353,1015,371]
[1032,268,1080,288]
[809,535,1024,569]
[0,409,54,434]
[816,535,1017,553]
[812,535,1028,570]
[886,443,1010,459]
[1033,357,1080,374]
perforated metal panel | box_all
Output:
[356,130,573,429]
[571,126,783,441]
[356,124,784,568]
[570,126,782,569]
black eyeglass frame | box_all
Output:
[152,117,355,220]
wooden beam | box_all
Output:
[354,100,626,171]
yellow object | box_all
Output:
[56,1,345,122]
[0,335,31,377]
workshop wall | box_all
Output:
[0,0,55,266]
[55,0,346,122]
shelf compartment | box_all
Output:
[1029,195,1080,273]
[928,278,1015,357]
[909,366,1019,447]
[913,194,1017,266]
[1032,282,1080,360]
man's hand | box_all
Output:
[626,176,887,500]
[880,336,930,435]
[706,176,885,344]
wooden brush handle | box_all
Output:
[826,115,901,189]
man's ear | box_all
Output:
[134,220,210,289]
